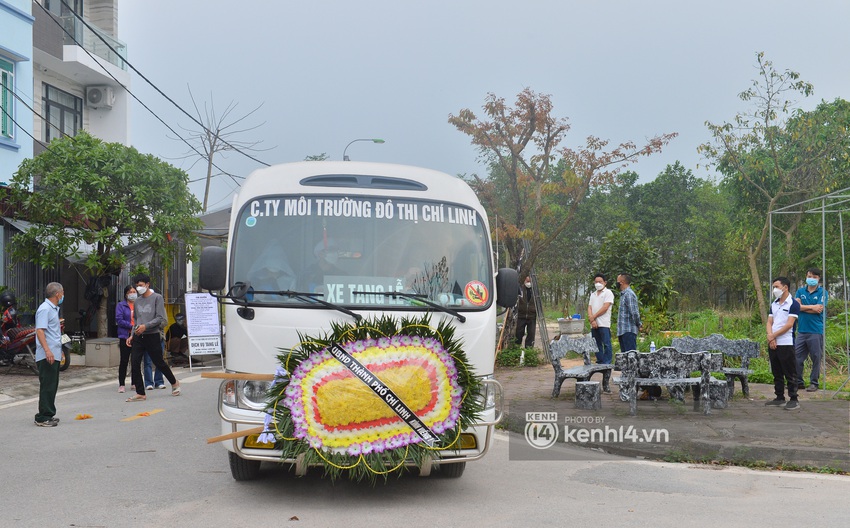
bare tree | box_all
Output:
[173,88,274,211]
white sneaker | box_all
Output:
[156,384,166,389]
[145,385,154,391]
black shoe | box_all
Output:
[764,398,786,406]
[797,383,806,390]
[805,384,818,392]
[784,400,800,411]
[34,418,58,427]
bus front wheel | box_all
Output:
[438,461,466,478]
[229,452,261,481]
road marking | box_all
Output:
[121,409,165,421]
[0,372,207,410]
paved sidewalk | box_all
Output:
[0,356,222,405]
[496,361,850,471]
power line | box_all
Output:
[7,83,72,141]
[58,0,272,169]
[33,1,244,189]
[0,100,55,155]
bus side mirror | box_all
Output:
[495,268,519,308]
[199,246,227,291]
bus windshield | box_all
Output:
[230,195,493,310]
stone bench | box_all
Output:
[548,334,612,398]
[614,347,725,416]
[672,334,760,398]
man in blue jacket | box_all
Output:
[795,267,827,392]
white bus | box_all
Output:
[199,161,517,480]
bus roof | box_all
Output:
[237,161,483,211]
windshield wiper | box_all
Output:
[225,282,362,322]
[352,291,466,323]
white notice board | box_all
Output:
[184,292,223,368]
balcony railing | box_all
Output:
[60,15,127,71]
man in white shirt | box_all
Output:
[588,273,614,365]
[765,276,801,410]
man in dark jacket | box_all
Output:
[515,276,537,348]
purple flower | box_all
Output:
[273,366,289,383]
[257,431,275,444]
[372,439,386,453]
[364,338,377,348]
[411,336,422,346]
[347,444,362,456]
[400,336,412,346]
[308,436,323,449]
[390,336,402,346]
[361,441,373,455]
[353,340,366,352]
[378,337,391,348]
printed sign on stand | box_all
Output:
[184,292,222,370]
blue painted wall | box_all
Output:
[0,0,34,184]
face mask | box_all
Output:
[806,278,818,287]
[524,282,531,288]
[58,295,64,305]
[127,293,138,301]
[136,285,147,295]
[772,287,783,299]
[594,282,604,291]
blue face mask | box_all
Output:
[806,278,819,287]
[58,295,64,305]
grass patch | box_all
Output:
[496,345,542,367]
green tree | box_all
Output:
[595,222,672,314]
[701,53,850,323]
[8,130,204,336]
[449,88,676,280]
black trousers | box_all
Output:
[35,358,60,422]
[768,344,799,400]
[118,338,132,387]
[515,317,536,347]
[130,333,176,396]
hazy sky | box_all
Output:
[118,0,850,212]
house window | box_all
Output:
[45,0,83,17]
[1,58,13,139]
[43,83,83,143]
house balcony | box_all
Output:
[59,14,127,71]
[33,4,129,87]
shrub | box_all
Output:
[496,346,541,367]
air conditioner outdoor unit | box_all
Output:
[86,86,114,109]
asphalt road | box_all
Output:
[1,373,848,527]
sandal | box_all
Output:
[125,394,146,402]
[171,383,181,396]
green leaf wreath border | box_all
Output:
[261,314,482,482]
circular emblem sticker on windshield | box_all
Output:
[464,280,488,306]
[245,216,257,227]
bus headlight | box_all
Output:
[476,374,497,411]
[221,379,271,410]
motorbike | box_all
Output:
[0,306,72,374]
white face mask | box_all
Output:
[594,282,604,291]
[136,285,148,296]
[127,293,138,302]
[524,282,531,288]
[772,287,783,299]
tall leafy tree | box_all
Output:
[8,130,204,336]
[595,222,672,314]
[700,53,850,323]
[449,88,676,280]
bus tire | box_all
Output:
[229,452,261,481]
[438,461,466,478]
